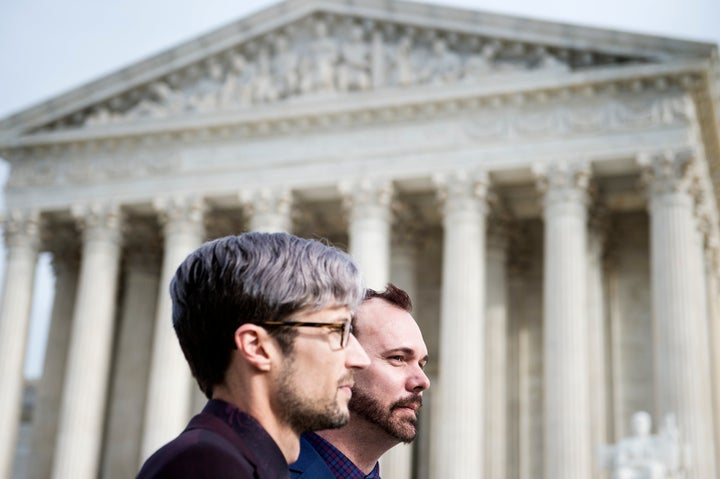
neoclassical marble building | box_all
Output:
[1,1,719,478]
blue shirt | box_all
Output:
[301,432,381,479]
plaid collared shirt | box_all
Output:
[304,432,381,479]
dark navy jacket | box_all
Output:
[136,399,289,479]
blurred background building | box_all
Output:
[0,0,719,478]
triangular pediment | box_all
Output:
[0,0,715,139]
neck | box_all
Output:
[317,418,399,474]
[213,382,301,464]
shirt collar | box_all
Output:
[304,432,381,479]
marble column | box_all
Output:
[0,210,39,479]
[485,217,509,479]
[433,171,487,479]
[506,240,524,479]
[27,227,79,479]
[242,188,292,232]
[380,207,420,479]
[51,204,123,479]
[705,244,720,467]
[141,196,205,463]
[536,162,592,479]
[588,208,610,478]
[641,152,717,479]
[341,179,392,289]
[103,245,160,479]
[705,244,720,465]
[390,204,419,296]
[510,223,545,479]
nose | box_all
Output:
[345,333,371,369]
[409,366,430,393]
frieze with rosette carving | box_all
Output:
[465,91,692,140]
[60,14,648,130]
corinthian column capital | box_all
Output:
[339,178,393,221]
[433,169,488,218]
[239,187,293,232]
[533,160,590,209]
[241,187,292,215]
[71,202,123,244]
[2,209,40,249]
[638,150,696,197]
[153,195,206,237]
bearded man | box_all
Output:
[136,232,371,479]
[290,284,430,479]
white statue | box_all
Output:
[535,46,569,71]
[299,21,338,94]
[253,46,278,103]
[337,26,370,91]
[188,61,224,112]
[423,38,461,84]
[394,35,418,86]
[124,81,185,120]
[600,411,689,479]
[271,34,300,97]
[219,53,255,108]
[85,106,118,126]
[462,42,497,80]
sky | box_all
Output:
[0,0,718,378]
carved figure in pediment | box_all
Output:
[85,106,121,126]
[299,21,339,94]
[394,35,419,86]
[463,42,498,80]
[253,47,279,103]
[126,81,186,119]
[152,82,187,115]
[271,34,300,97]
[219,53,255,108]
[422,38,462,84]
[337,26,371,91]
[126,97,157,119]
[535,47,568,71]
[188,61,225,112]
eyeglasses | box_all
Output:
[262,319,352,349]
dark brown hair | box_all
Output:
[363,283,413,312]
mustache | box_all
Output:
[391,395,423,410]
[338,373,354,386]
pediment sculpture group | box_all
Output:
[85,19,572,126]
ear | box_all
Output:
[234,324,274,372]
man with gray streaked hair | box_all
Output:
[137,232,371,479]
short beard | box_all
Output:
[276,360,350,435]
[348,389,422,443]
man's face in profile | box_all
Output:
[273,304,369,434]
[348,298,430,443]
